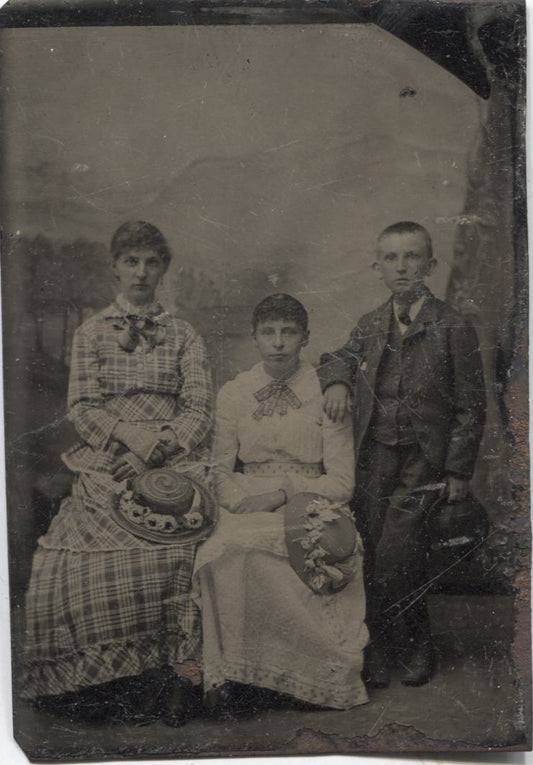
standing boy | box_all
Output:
[318,221,486,687]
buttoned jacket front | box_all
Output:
[318,295,486,478]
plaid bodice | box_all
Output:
[63,301,213,474]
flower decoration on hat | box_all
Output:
[119,488,192,534]
[111,468,218,544]
[299,498,357,594]
[183,511,204,529]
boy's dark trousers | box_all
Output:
[355,438,442,655]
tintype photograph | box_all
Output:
[0,0,530,761]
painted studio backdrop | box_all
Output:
[1,16,525,698]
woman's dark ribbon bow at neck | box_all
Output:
[111,312,168,352]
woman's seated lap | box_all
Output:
[22,221,213,728]
[193,294,368,718]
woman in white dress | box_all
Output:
[194,294,368,716]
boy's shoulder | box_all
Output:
[423,295,475,330]
[356,297,392,329]
[430,296,471,325]
[356,294,470,330]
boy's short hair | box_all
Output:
[378,221,433,258]
[252,293,309,333]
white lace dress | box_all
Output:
[193,361,368,709]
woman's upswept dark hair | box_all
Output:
[110,221,172,267]
[252,293,308,333]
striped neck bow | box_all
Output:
[253,381,302,420]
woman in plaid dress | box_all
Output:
[21,221,213,725]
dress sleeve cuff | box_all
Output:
[96,414,121,450]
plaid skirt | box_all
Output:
[21,473,201,700]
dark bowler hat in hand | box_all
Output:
[284,492,359,594]
[112,468,217,544]
[426,492,490,555]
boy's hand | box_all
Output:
[446,475,469,503]
[323,383,352,423]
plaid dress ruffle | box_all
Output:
[21,301,213,700]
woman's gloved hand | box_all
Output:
[152,426,186,465]
[111,451,147,482]
[111,443,169,482]
[147,444,168,467]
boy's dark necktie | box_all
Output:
[397,304,412,326]
[395,297,415,326]
[395,285,430,326]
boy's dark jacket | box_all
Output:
[318,293,486,479]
